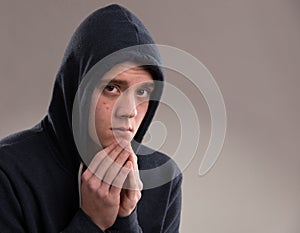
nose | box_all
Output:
[115,92,137,118]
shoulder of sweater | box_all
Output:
[0,122,50,167]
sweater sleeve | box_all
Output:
[105,208,142,233]
[62,209,105,233]
[162,174,183,233]
[0,169,26,233]
[61,209,142,233]
[63,208,142,233]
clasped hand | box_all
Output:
[80,141,143,231]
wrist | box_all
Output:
[118,207,134,217]
[107,208,140,232]
[81,208,114,231]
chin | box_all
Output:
[113,137,132,145]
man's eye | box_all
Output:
[136,89,150,97]
[105,85,118,93]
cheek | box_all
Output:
[96,100,110,111]
[103,101,110,111]
[95,100,113,124]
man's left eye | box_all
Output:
[136,89,150,97]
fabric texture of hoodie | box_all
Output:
[0,4,182,233]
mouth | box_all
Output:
[111,127,133,132]
[110,127,133,138]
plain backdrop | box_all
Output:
[1,0,300,232]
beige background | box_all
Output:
[1,0,300,232]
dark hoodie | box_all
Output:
[0,4,182,233]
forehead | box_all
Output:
[100,62,154,86]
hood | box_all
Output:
[42,4,164,172]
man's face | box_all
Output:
[89,64,154,148]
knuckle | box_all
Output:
[81,172,90,182]
[130,153,138,162]
[138,180,143,190]
[111,191,121,200]
[87,179,99,191]
[97,188,108,198]
[136,191,142,200]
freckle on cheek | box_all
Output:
[101,101,110,110]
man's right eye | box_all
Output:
[104,85,119,93]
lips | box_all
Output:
[111,127,133,138]
[111,127,133,132]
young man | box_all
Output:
[0,4,182,233]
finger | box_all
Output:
[102,149,130,186]
[81,167,103,192]
[82,171,102,191]
[123,152,142,190]
[94,142,127,181]
[132,169,143,191]
[110,161,132,194]
[127,152,138,170]
[122,141,134,154]
[87,142,117,175]
[126,168,143,192]
[81,142,120,193]
[81,143,119,193]
[81,168,94,185]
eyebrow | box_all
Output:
[99,78,154,88]
[138,82,155,89]
[106,79,128,86]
